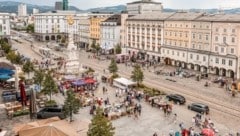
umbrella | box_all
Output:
[19,120,78,136]
[7,77,20,82]
[37,117,61,126]
[72,80,85,86]
[29,89,37,119]
[0,74,11,80]
[201,128,215,136]
[0,68,14,75]
[0,62,15,70]
[13,122,40,135]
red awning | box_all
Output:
[84,78,96,84]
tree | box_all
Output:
[108,59,118,74]
[115,44,122,54]
[22,60,34,79]
[63,89,81,122]
[95,43,101,56]
[91,40,96,49]
[0,41,11,54]
[42,72,58,101]
[26,24,34,33]
[87,108,115,136]
[131,64,144,86]
[33,69,45,91]
[6,51,22,65]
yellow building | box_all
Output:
[89,14,111,44]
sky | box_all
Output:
[1,0,240,10]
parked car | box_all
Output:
[166,94,186,104]
[188,103,209,114]
[36,106,66,119]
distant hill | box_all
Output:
[0,1,82,14]
[85,5,126,13]
[0,1,240,14]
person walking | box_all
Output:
[153,132,158,136]
[173,113,177,124]
[138,104,142,116]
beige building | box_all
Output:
[126,12,240,79]
[89,13,112,45]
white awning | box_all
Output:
[113,77,136,86]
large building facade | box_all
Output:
[127,0,163,15]
[126,12,240,79]
[79,15,90,49]
[34,11,77,42]
[18,4,27,17]
[89,13,112,44]
[100,14,122,54]
[0,13,10,39]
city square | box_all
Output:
[1,0,240,136]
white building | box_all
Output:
[33,8,39,14]
[127,0,163,15]
[100,14,122,54]
[18,4,27,17]
[0,13,10,39]
[79,15,90,49]
[34,11,76,42]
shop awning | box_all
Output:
[0,74,11,80]
[84,78,96,84]
[72,80,85,86]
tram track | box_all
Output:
[81,58,240,120]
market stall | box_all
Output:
[113,77,136,90]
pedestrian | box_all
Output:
[173,113,177,124]
[138,104,142,116]
[153,132,158,136]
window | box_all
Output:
[167,50,169,54]
[221,48,224,53]
[196,55,199,60]
[192,44,195,49]
[177,52,179,56]
[229,60,233,66]
[215,36,218,41]
[231,48,234,54]
[232,29,235,33]
[182,53,185,57]
[216,28,218,32]
[193,34,195,39]
[172,51,174,55]
[223,37,226,43]
[215,46,218,52]
[162,49,165,53]
[224,29,227,33]
[199,35,202,40]
[222,59,225,65]
[190,54,193,59]
[232,37,235,43]
[206,35,208,40]
[215,58,219,64]
[203,56,206,61]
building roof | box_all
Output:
[127,12,174,21]
[196,14,240,22]
[102,14,122,25]
[166,12,204,21]
[127,0,161,5]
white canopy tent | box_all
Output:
[113,77,137,90]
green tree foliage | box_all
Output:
[131,64,144,86]
[42,73,58,101]
[6,51,22,65]
[26,24,34,33]
[108,59,118,74]
[91,40,96,49]
[0,40,11,54]
[22,60,34,79]
[63,89,81,121]
[87,108,115,136]
[95,43,101,55]
[33,69,45,91]
[115,44,122,54]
